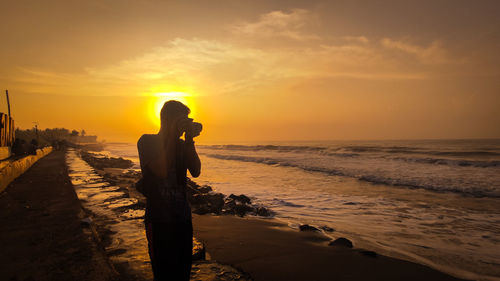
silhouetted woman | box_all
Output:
[137,100,201,281]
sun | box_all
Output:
[148,92,196,128]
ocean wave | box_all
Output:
[200,144,500,159]
[430,151,500,157]
[341,146,500,157]
[340,145,420,153]
[393,157,500,168]
[203,153,500,198]
[272,198,305,208]
[200,145,361,158]
[356,175,500,198]
[199,144,328,153]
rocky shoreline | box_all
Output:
[79,150,274,219]
[76,148,255,281]
[78,148,359,251]
[74,146,468,281]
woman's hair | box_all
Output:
[160,100,190,127]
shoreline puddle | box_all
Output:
[66,148,152,280]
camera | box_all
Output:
[178,118,202,137]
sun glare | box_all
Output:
[148,92,196,128]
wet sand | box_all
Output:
[193,214,468,281]
[0,150,117,281]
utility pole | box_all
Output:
[5,90,11,116]
[33,122,39,142]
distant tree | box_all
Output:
[15,127,95,147]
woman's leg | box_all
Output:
[150,222,192,281]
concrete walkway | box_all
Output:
[0,150,117,281]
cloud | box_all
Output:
[14,35,440,97]
[231,9,319,40]
[343,36,370,44]
[11,10,471,97]
[380,38,451,64]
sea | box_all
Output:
[100,139,500,281]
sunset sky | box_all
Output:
[1,0,499,143]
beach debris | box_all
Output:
[299,224,321,232]
[328,237,353,248]
[359,250,377,258]
[319,225,335,232]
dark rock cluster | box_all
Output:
[80,151,133,170]
[187,179,273,217]
[79,150,274,218]
[328,237,353,248]
[298,224,335,233]
[299,224,320,232]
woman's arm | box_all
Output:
[184,136,201,177]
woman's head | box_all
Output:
[160,100,190,129]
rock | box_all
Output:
[80,151,133,170]
[319,226,335,232]
[193,205,212,215]
[299,224,320,232]
[328,237,353,248]
[187,178,200,188]
[190,193,207,205]
[198,185,213,193]
[206,193,224,211]
[191,193,224,215]
[222,197,253,217]
[228,194,251,204]
[360,250,377,258]
[254,207,273,217]
[234,204,254,217]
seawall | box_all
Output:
[0,146,53,192]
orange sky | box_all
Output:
[1,0,499,143]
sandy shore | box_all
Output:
[193,214,468,281]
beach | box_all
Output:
[1,144,482,281]
[103,140,500,280]
[193,214,464,281]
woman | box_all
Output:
[137,100,201,281]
